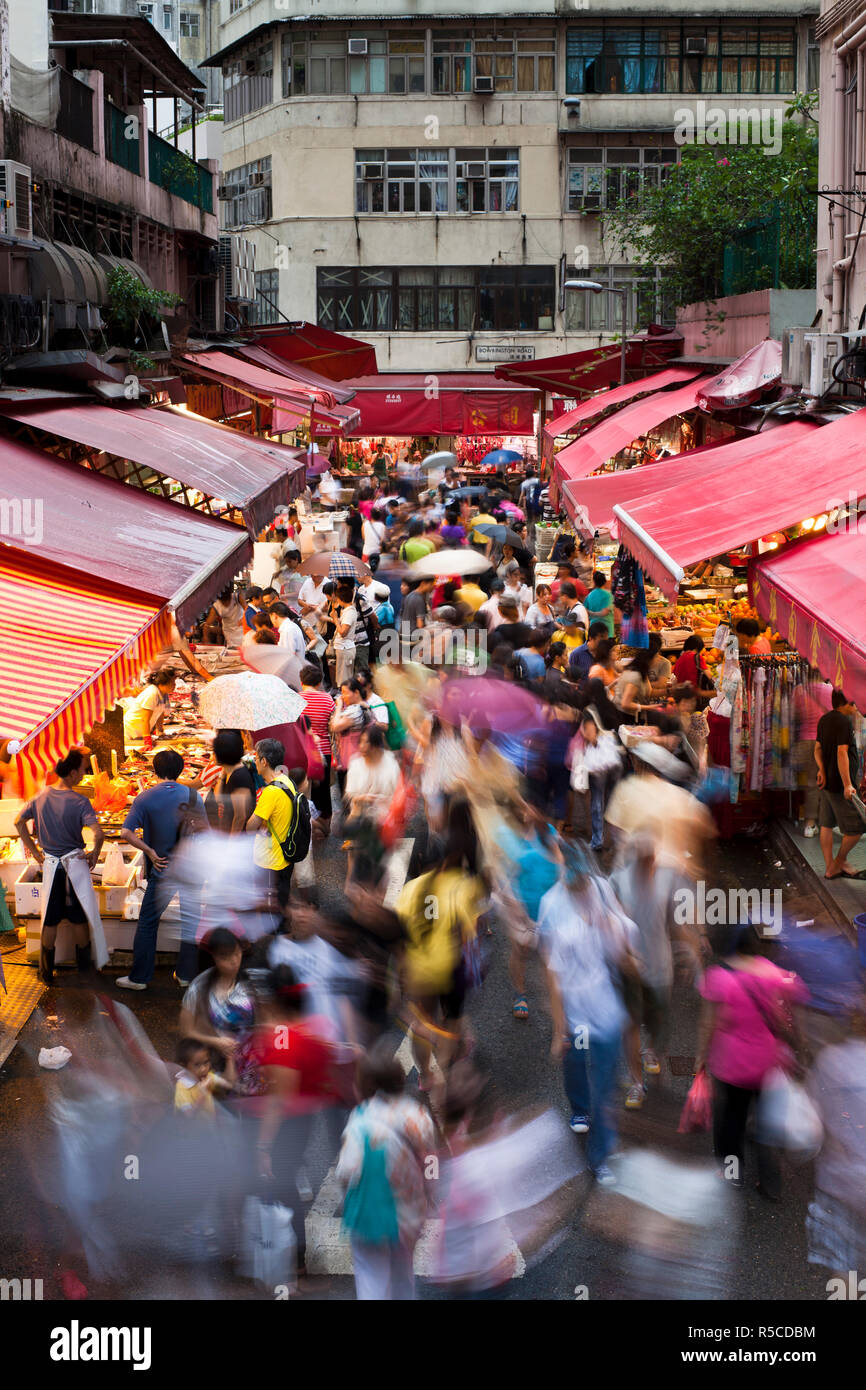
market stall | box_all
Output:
[542,366,700,463]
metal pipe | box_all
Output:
[48,38,205,111]
[612,503,684,586]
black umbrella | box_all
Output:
[474,523,524,548]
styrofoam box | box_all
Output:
[14,864,45,917]
[94,844,145,889]
[0,799,24,838]
[0,852,27,888]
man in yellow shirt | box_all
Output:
[246,738,296,922]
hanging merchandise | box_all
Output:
[610,545,649,649]
[736,653,808,793]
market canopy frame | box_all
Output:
[0,400,306,534]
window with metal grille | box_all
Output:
[432,29,555,93]
[355,148,519,214]
[317,265,555,332]
[565,23,796,95]
[222,157,272,227]
[248,269,280,325]
[180,10,199,38]
[566,146,678,211]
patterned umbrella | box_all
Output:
[199,673,305,730]
[298,550,370,578]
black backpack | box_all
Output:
[274,780,312,864]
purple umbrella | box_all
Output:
[437,676,551,736]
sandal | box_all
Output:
[512,994,529,1019]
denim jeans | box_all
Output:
[129,868,200,985]
[589,772,615,850]
[562,1024,622,1172]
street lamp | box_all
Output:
[563,279,629,386]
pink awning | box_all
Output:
[614,409,866,601]
[233,343,358,404]
[339,372,537,437]
[562,420,817,535]
[494,326,684,394]
[0,436,251,630]
[1,399,306,533]
[696,339,782,412]
[543,366,699,459]
[179,350,361,434]
[552,377,708,489]
[750,531,866,710]
[249,322,378,382]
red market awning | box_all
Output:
[0,436,251,630]
[1,399,306,533]
[750,531,866,710]
[614,409,866,601]
[544,366,699,459]
[562,420,817,535]
[233,343,358,404]
[495,327,684,395]
[0,549,172,781]
[339,372,537,437]
[179,350,360,434]
[552,376,708,490]
[248,322,378,382]
[696,339,782,412]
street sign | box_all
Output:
[475,344,536,362]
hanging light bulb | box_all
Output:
[800,517,816,531]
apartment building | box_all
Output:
[0,4,220,355]
[815,0,866,335]
[210,2,817,370]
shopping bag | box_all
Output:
[380,775,416,849]
[101,842,128,885]
[301,723,325,783]
[677,1068,713,1134]
[239,1196,297,1291]
[756,1068,823,1156]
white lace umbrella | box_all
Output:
[199,672,305,730]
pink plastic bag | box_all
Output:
[677,1068,713,1134]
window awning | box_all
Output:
[750,530,866,712]
[338,373,537,437]
[1,399,306,534]
[494,328,684,395]
[614,409,866,601]
[0,549,172,781]
[178,350,359,435]
[233,343,358,404]
[249,322,378,383]
[0,435,251,631]
[552,377,708,490]
[562,420,817,536]
[544,366,699,459]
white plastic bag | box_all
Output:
[123,887,145,920]
[757,1068,823,1156]
[239,1196,297,1292]
[101,843,128,886]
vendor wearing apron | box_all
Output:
[15,747,109,984]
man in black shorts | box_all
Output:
[815,689,864,879]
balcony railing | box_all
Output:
[147,130,214,214]
[224,74,273,123]
[56,67,94,150]
[104,102,141,175]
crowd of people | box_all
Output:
[20,467,866,1302]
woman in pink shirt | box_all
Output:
[793,671,834,836]
[695,924,808,1202]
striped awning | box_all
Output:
[0,551,172,781]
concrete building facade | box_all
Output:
[210,1,817,369]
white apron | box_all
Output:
[41,850,109,969]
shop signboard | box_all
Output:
[475,345,536,363]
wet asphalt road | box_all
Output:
[0,823,845,1303]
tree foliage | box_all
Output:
[601,118,818,310]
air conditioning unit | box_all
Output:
[685,37,707,55]
[464,162,485,177]
[362,162,383,180]
[474,75,494,94]
[348,38,368,56]
[248,171,266,188]
[802,332,846,396]
[217,184,233,200]
[0,162,33,240]
[219,234,257,302]
[781,326,809,387]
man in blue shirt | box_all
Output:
[117,749,206,991]
[569,622,609,681]
[515,629,550,681]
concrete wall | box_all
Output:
[676,288,816,356]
